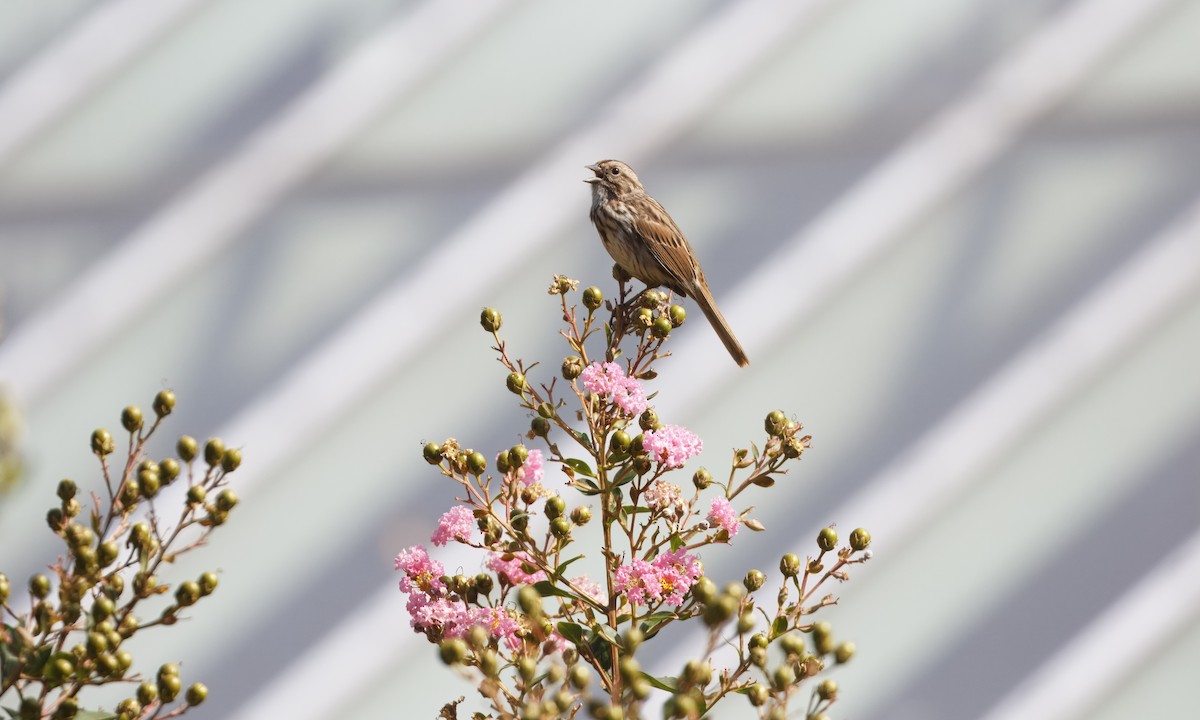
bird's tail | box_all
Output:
[691,282,749,367]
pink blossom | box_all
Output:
[431,505,475,547]
[518,449,544,486]
[579,362,647,417]
[395,545,446,596]
[614,558,659,606]
[651,549,703,605]
[570,575,604,603]
[614,549,704,607]
[467,607,524,651]
[644,480,682,512]
[707,497,739,539]
[642,425,703,468]
[487,551,547,584]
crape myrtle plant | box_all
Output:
[397,271,872,720]
[0,391,242,720]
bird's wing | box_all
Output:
[631,194,701,289]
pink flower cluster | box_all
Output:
[642,425,703,468]
[396,545,524,649]
[579,362,647,417]
[519,449,544,486]
[487,551,547,584]
[614,548,703,607]
[431,505,475,547]
[707,496,739,539]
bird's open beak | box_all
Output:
[584,164,601,184]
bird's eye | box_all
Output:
[610,167,620,175]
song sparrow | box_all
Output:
[585,159,749,367]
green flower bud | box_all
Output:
[779,633,804,656]
[53,697,78,720]
[835,641,856,664]
[139,473,160,499]
[495,451,512,474]
[544,495,566,519]
[638,290,662,309]
[479,649,500,678]
[537,402,555,419]
[30,574,50,599]
[850,527,872,551]
[570,506,592,526]
[812,621,834,655]
[531,416,551,436]
[634,307,654,329]
[747,683,768,707]
[216,489,238,512]
[119,478,140,507]
[47,507,65,531]
[186,485,206,504]
[692,467,712,490]
[115,650,133,672]
[609,430,631,453]
[177,435,198,462]
[153,390,176,417]
[817,679,838,701]
[159,458,180,483]
[511,514,528,532]
[107,575,126,601]
[57,479,77,501]
[550,516,571,539]
[612,263,632,283]
[583,286,603,310]
[668,695,696,719]
[638,409,658,431]
[87,631,109,656]
[518,586,542,616]
[506,372,527,395]
[516,656,537,682]
[175,580,201,607]
[185,682,208,706]
[422,442,443,465]
[669,304,686,327]
[780,553,801,578]
[97,540,119,568]
[569,663,590,689]
[466,451,487,476]
[771,664,795,690]
[93,596,115,622]
[115,698,140,719]
[562,356,585,380]
[158,672,181,702]
[817,526,838,552]
[91,428,115,456]
[221,448,242,472]
[765,410,788,437]
[137,682,158,706]
[743,569,765,592]
[199,571,219,596]
[121,406,143,433]
[0,574,9,604]
[692,576,717,605]
[508,444,529,466]
[702,594,737,626]
[203,438,225,466]
[480,308,502,333]
[736,608,756,633]
[651,316,671,338]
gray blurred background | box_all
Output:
[1,0,1199,718]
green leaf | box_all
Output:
[532,581,576,600]
[643,674,678,693]
[751,442,760,460]
[591,622,619,646]
[612,466,636,487]
[556,622,584,646]
[562,458,596,479]
[669,535,684,552]
[570,478,602,496]
[1,625,23,685]
[621,505,650,516]
[555,555,584,576]
[771,616,788,638]
[640,611,677,633]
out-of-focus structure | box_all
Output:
[1,1,1198,718]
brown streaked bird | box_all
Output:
[585,159,749,367]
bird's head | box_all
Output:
[585,159,643,198]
